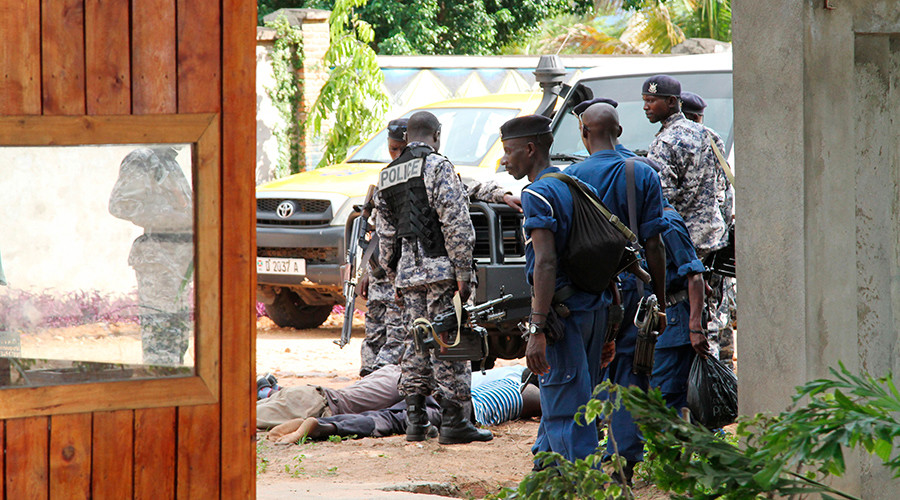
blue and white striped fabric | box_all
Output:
[471,377,523,426]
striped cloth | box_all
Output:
[471,377,523,426]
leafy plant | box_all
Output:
[285,454,306,477]
[327,434,357,442]
[256,440,270,474]
[265,15,306,176]
[306,0,389,168]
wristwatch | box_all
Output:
[527,322,545,336]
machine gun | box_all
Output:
[337,184,376,348]
[412,294,512,365]
[632,294,661,375]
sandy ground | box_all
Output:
[254,313,670,500]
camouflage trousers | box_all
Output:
[359,297,407,377]
[706,275,737,371]
[399,280,472,404]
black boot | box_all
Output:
[438,400,492,444]
[405,395,433,442]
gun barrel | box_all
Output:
[467,294,513,315]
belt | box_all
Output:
[529,284,578,304]
[665,289,689,308]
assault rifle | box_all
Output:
[337,184,377,348]
[412,294,513,364]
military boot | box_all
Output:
[405,394,433,442]
[438,400,493,444]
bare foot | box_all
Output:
[273,417,337,445]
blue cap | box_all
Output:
[573,97,618,115]
[387,118,408,141]
[680,91,707,115]
[500,115,552,141]
[642,75,681,97]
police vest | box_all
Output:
[378,145,448,264]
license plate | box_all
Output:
[257,257,306,276]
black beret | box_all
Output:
[642,75,681,97]
[680,91,706,115]
[573,97,619,115]
[386,118,408,141]
[500,115,552,141]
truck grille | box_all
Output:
[256,198,333,226]
[257,199,330,213]
[256,247,339,265]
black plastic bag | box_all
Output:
[687,355,738,429]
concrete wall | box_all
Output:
[733,0,899,496]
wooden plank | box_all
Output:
[132,0,176,114]
[177,0,221,113]
[91,411,134,499]
[0,0,41,114]
[5,417,49,500]
[0,113,216,146]
[0,421,5,499]
[177,405,220,499]
[221,0,257,498]
[0,375,215,420]
[41,0,87,115]
[49,414,91,499]
[85,0,131,114]
[134,408,176,500]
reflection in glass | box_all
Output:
[0,144,195,387]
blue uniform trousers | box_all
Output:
[651,300,695,411]
[531,307,606,464]
[599,285,649,463]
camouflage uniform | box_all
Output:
[648,112,729,259]
[374,141,476,404]
[359,262,406,376]
[701,125,737,370]
[360,180,507,376]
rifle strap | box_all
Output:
[625,158,644,298]
[707,131,735,186]
[359,233,379,277]
[539,172,637,243]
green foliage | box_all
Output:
[306,0,388,168]
[256,440,270,474]
[285,454,306,477]
[265,15,305,176]
[327,433,357,442]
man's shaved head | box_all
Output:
[580,103,620,135]
[579,102,622,154]
[407,111,441,140]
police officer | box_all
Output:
[359,119,410,377]
[374,111,492,445]
[360,118,521,376]
[565,102,668,485]
[650,200,711,410]
[680,90,737,370]
[643,75,729,260]
[500,114,610,466]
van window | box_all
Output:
[550,71,733,158]
[349,107,519,166]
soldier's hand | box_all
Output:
[600,341,616,368]
[502,193,523,213]
[525,333,550,376]
[690,330,711,358]
[656,311,667,335]
[359,274,369,299]
[457,281,472,303]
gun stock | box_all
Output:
[337,185,377,348]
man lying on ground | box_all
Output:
[265,365,541,444]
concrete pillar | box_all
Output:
[733,0,900,497]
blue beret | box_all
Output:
[680,91,706,115]
[387,118,408,141]
[573,97,618,115]
[642,75,681,97]
[500,115,552,141]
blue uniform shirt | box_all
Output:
[521,165,605,312]
[656,204,705,348]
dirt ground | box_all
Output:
[254,313,670,500]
